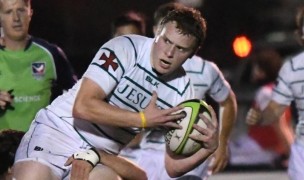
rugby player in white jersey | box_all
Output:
[13,5,219,180]
[119,3,237,180]
[246,6,304,180]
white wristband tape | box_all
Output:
[73,148,100,167]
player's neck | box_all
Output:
[4,36,30,51]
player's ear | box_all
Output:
[29,9,33,20]
[153,25,158,36]
[7,167,12,174]
[190,46,201,58]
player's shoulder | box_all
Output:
[29,36,64,57]
[106,34,152,49]
[187,55,218,68]
[193,55,220,71]
[102,35,153,65]
[30,36,60,50]
[288,51,304,69]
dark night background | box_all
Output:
[30,0,303,79]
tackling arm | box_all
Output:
[99,151,147,180]
[210,89,237,173]
[261,100,287,125]
[65,149,147,180]
[246,100,287,126]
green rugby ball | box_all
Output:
[165,99,211,156]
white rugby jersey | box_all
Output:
[42,35,194,154]
[272,51,304,134]
[183,55,231,101]
[140,55,231,150]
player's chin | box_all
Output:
[155,68,168,75]
[153,64,172,75]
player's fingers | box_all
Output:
[163,106,184,116]
[208,159,218,173]
[191,124,218,151]
[211,159,227,173]
[64,156,74,166]
[189,131,214,150]
[0,37,5,46]
[246,109,260,125]
[163,121,181,129]
[170,110,186,120]
[199,114,214,130]
[189,133,206,142]
[0,92,12,109]
[70,160,91,180]
[0,91,12,101]
[190,124,209,137]
[207,105,218,127]
[153,107,184,125]
[149,91,158,106]
[0,101,6,109]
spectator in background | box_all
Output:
[0,129,24,180]
[111,10,146,37]
[246,49,294,168]
[246,6,304,179]
[0,0,77,132]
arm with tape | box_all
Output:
[65,148,147,180]
[72,148,100,167]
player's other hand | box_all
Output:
[190,105,219,153]
[208,143,229,174]
[65,156,93,180]
[143,91,184,129]
[0,37,5,47]
[246,108,261,125]
[0,90,13,110]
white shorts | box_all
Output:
[15,109,92,178]
[134,148,211,180]
[288,139,304,180]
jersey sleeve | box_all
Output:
[272,60,294,106]
[206,61,231,102]
[255,85,272,110]
[83,36,136,95]
[51,45,77,101]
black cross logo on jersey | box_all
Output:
[99,52,118,71]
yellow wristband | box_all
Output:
[139,111,147,128]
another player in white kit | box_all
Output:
[13,6,219,180]
[119,3,237,180]
[246,6,304,180]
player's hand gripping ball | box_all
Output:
[165,99,211,156]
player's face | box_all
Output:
[151,21,197,75]
[0,0,32,41]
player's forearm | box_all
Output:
[73,98,141,127]
[72,78,142,128]
[260,100,286,125]
[261,109,278,124]
[99,151,147,180]
[165,147,213,178]
[218,91,237,144]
